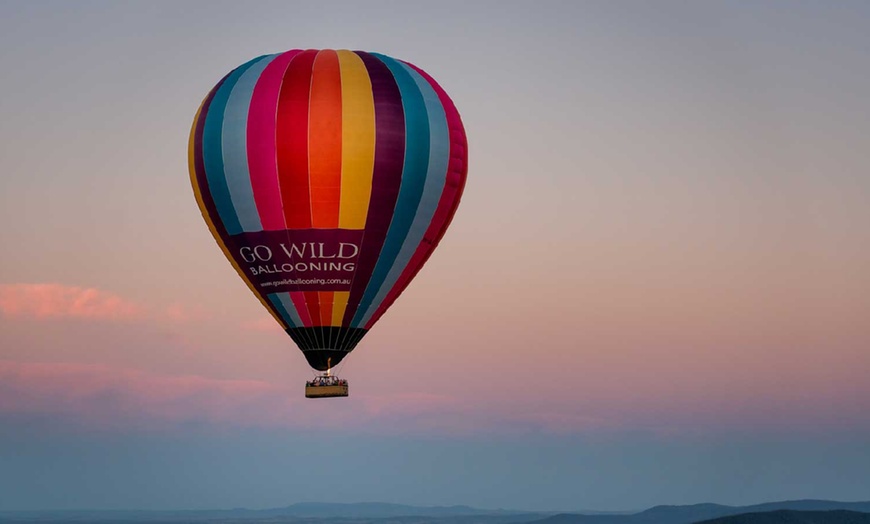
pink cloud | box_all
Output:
[0,360,292,430]
[0,361,551,435]
[2,358,867,436]
[0,360,472,433]
[0,283,142,321]
[0,283,214,327]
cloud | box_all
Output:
[0,283,142,321]
[0,283,212,326]
[0,360,291,430]
[0,361,480,434]
[2,358,869,437]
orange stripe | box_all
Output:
[309,49,343,227]
[309,50,343,325]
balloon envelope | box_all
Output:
[188,49,468,371]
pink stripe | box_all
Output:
[247,50,303,231]
[364,63,468,330]
[290,291,313,326]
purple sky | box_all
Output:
[1,0,869,512]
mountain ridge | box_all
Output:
[1,499,868,523]
[529,501,870,524]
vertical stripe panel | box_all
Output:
[247,50,302,231]
[331,291,350,325]
[290,291,313,326]
[340,51,406,327]
[276,50,319,326]
[351,54,430,327]
[222,54,275,232]
[304,290,322,325]
[202,58,263,235]
[363,62,468,329]
[309,49,343,228]
[309,50,343,326]
[189,81,288,330]
[337,49,376,230]
[267,294,299,329]
[273,293,304,327]
[356,61,450,327]
[317,295,333,329]
[276,49,316,229]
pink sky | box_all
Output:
[1,0,869,510]
[2,278,867,437]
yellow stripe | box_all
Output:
[337,49,376,229]
[331,291,350,325]
[188,99,288,329]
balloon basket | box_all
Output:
[305,375,349,398]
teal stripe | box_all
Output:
[267,293,299,329]
[202,56,263,236]
[222,54,276,232]
[351,54,430,327]
[275,292,304,328]
[357,62,451,327]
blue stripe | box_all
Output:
[275,292,304,328]
[202,56,264,236]
[267,293,299,329]
[222,54,277,233]
[351,54,430,327]
[357,62,451,327]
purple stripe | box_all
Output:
[341,51,406,326]
[194,77,231,240]
[193,75,287,326]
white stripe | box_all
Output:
[271,292,304,328]
[222,55,277,232]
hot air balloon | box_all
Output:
[188,49,467,397]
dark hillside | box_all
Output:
[697,510,870,524]
[529,502,870,524]
[2,501,869,524]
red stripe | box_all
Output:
[276,49,316,229]
[304,290,322,326]
[275,50,319,327]
[247,49,302,231]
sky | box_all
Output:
[1,0,869,512]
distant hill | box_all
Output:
[1,499,868,524]
[258,502,526,518]
[529,501,870,524]
[735,505,870,515]
[698,510,870,524]
[0,502,542,523]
